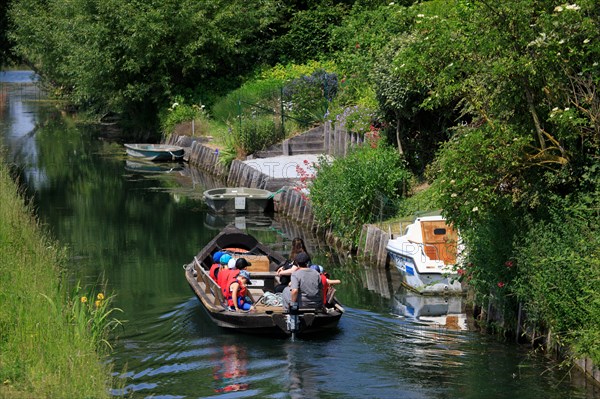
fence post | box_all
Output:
[280,86,285,141]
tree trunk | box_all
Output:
[525,87,546,150]
[395,117,404,155]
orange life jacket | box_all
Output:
[226,276,247,307]
[220,269,240,300]
[320,274,329,304]
[209,263,220,281]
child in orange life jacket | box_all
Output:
[310,265,341,305]
[219,258,252,306]
[209,251,225,282]
[227,270,255,312]
[216,253,233,290]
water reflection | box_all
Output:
[212,344,250,393]
[124,159,184,174]
[392,287,468,331]
[283,343,321,399]
[204,213,274,232]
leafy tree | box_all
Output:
[275,4,349,64]
[9,0,282,136]
[0,0,13,66]
[412,0,600,360]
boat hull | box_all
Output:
[387,248,463,294]
[386,214,464,294]
[124,143,185,161]
[203,187,273,213]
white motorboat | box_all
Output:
[386,214,464,294]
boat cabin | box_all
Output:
[405,217,458,265]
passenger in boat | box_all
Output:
[227,257,237,272]
[282,252,322,312]
[216,253,233,290]
[275,237,310,293]
[209,251,225,282]
[311,265,341,305]
[227,270,255,312]
[219,257,252,301]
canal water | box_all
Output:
[2,72,598,398]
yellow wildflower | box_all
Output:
[95,300,102,308]
[97,293,105,300]
[80,296,88,303]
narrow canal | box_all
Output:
[1,72,598,398]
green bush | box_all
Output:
[331,103,378,135]
[282,69,338,128]
[512,193,600,364]
[260,60,338,82]
[232,115,279,156]
[309,142,411,246]
[159,98,209,136]
[211,79,282,123]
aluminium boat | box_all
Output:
[124,143,185,161]
[203,187,273,213]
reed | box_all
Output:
[0,158,118,398]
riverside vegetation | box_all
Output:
[0,157,120,398]
[3,0,599,378]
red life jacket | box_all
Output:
[220,269,240,299]
[320,274,329,304]
[226,277,247,307]
[209,263,220,281]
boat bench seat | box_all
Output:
[197,267,227,308]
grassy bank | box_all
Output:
[0,158,113,398]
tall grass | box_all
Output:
[0,158,117,398]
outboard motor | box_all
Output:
[287,302,300,340]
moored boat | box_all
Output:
[184,226,344,337]
[386,214,464,294]
[124,143,185,161]
[203,187,273,213]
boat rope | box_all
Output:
[267,187,286,199]
[257,292,283,307]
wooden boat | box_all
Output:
[184,226,344,337]
[203,187,273,213]
[124,143,185,161]
[386,214,464,294]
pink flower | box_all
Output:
[505,260,514,268]
[497,281,505,288]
